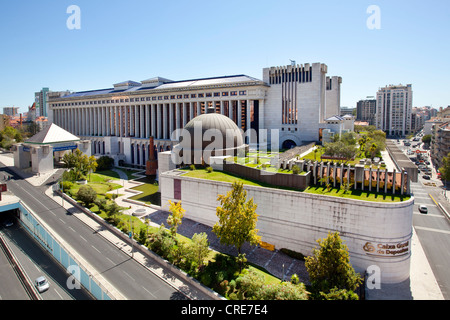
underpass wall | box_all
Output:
[17,201,117,300]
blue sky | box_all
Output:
[1,0,449,113]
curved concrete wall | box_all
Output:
[161,172,414,284]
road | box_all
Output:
[0,164,191,300]
[0,230,30,300]
[392,137,450,299]
[1,212,93,300]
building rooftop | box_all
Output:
[25,123,80,145]
[60,74,265,99]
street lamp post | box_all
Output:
[129,214,134,258]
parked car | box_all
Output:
[422,175,431,180]
[419,205,428,214]
[35,276,49,293]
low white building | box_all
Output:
[12,123,91,174]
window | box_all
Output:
[239,91,246,95]
[141,97,145,101]
[158,96,162,100]
[130,98,135,102]
[191,93,196,98]
[164,96,169,100]
[198,93,204,98]
[214,92,220,97]
[146,97,151,101]
[222,92,228,96]
[184,94,189,99]
[177,95,182,99]
[206,93,212,97]
[152,97,157,101]
[170,95,175,99]
[231,91,237,96]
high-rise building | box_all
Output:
[356,97,376,126]
[35,87,49,117]
[375,84,413,137]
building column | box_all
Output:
[183,102,188,126]
[151,104,156,138]
[189,102,194,121]
[169,103,174,140]
[157,104,162,139]
[145,104,150,138]
[238,100,242,129]
[119,106,124,137]
[197,101,201,116]
[163,104,168,140]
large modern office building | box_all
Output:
[375,84,413,137]
[48,63,342,167]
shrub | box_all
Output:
[206,166,213,173]
[97,156,114,171]
[292,165,300,174]
[256,282,308,300]
[76,185,97,207]
[189,164,195,171]
[60,181,74,191]
[235,269,265,299]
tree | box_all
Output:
[422,134,432,145]
[213,182,261,257]
[62,149,97,181]
[186,232,210,269]
[369,142,378,159]
[76,185,97,207]
[87,155,98,181]
[439,153,450,185]
[305,231,362,299]
[167,200,186,237]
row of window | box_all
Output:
[52,90,247,107]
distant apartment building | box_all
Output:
[35,87,49,117]
[3,106,19,117]
[437,106,450,119]
[375,84,413,137]
[410,110,424,133]
[35,88,71,119]
[356,97,376,126]
[339,106,354,117]
[431,120,450,170]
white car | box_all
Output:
[35,276,49,293]
[418,205,428,214]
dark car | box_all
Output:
[422,175,431,180]
[2,219,13,227]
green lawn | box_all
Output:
[128,176,161,206]
[88,170,121,182]
[305,185,410,202]
[181,168,267,187]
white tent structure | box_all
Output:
[12,123,91,174]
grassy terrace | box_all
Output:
[181,167,410,203]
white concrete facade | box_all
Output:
[160,172,414,284]
[49,64,342,166]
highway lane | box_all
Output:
[0,165,189,300]
[0,231,30,300]
[411,182,450,299]
[1,216,93,300]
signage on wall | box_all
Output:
[363,241,409,257]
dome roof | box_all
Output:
[178,113,244,150]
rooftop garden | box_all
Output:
[181,166,410,202]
